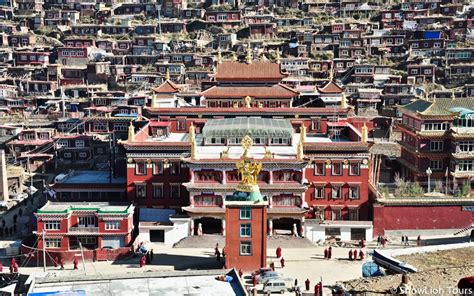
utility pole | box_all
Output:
[42,229,46,272]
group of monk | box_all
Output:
[323,246,332,259]
[275,246,285,268]
[348,249,365,261]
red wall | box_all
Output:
[373,205,474,236]
[225,206,267,272]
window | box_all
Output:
[78,237,96,245]
[114,123,128,131]
[170,184,180,198]
[240,242,252,256]
[349,186,360,199]
[240,224,251,237]
[63,152,71,158]
[152,184,163,199]
[430,160,443,170]
[57,139,69,147]
[458,161,474,172]
[105,221,120,230]
[135,183,146,199]
[332,209,342,220]
[348,209,358,221]
[177,119,186,131]
[240,207,251,220]
[78,216,96,227]
[314,187,324,199]
[311,118,320,131]
[135,162,146,175]
[423,122,448,131]
[94,122,107,131]
[44,221,60,230]
[153,161,163,175]
[78,152,87,158]
[45,238,61,248]
[75,140,84,148]
[349,163,360,175]
[332,163,342,175]
[430,141,444,151]
[314,163,325,176]
[332,186,342,199]
[170,162,180,175]
[458,141,474,152]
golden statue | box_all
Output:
[189,123,197,159]
[264,146,272,159]
[244,96,252,108]
[300,123,306,143]
[220,146,230,159]
[241,135,253,158]
[236,158,262,192]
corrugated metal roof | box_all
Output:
[202,118,293,139]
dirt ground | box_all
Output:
[343,247,474,295]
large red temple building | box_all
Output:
[122,59,375,242]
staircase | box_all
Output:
[454,225,474,236]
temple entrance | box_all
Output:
[271,218,301,236]
[194,217,222,235]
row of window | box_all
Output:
[135,161,180,176]
[135,183,181,199]
[44,220,120,230]
[313,186,360,200]
[57,139,85,148]
[314,162,361,176]
[60,50,86,57]
[458,160,474,172]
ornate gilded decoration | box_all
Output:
[241,135,253,158]
[264,146,272,159]
[236,158,262,192]
[127,121,135,142]
[296,141,303,161]
[220,146,230,159]
[361,122,368,143]
[343,159,348,165]
[146,159,152,164]
[300,123,306,143]
[244,96,252,108]
[189,123,197,160]
[325,159,331,165]
[127,158,133,163]
[276,49,281,64]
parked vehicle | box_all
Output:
[251,267,272,276]
[257,271,280,284]
[262,278,288,294]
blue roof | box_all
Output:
[449,107,474,117]
[61,171,126,184]
[140,208,176,222]
[423,31,441,39]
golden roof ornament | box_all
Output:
[276,49,281,64]
[189,123,197,159]
[296,141,303,160]
[220,146,229,159]
[127,121,135,142]
[300,123,306,143]
[451,89,455,101]
[264,146,272,159]
[341,93,347,108]
[244,96,252,108]
[241,135,253,158]
[361,122,368,143]
[165,68,170,80]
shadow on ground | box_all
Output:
[112,253,224,270]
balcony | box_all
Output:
[69,227,99,233]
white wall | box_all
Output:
[165,218,190,246]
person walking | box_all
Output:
[60,258,64,270]
[216,249,221,262]
[150,249,154,262]
[348,249,353,260]
[73,257,78,270]
[359,250,365,260]
[294,279,298,291]
[238,269,243,278]
[353,249,358,260]
[323,248,328,259]
[276,246,282,258]
[405,235,409,246]
[417,235,421,246]
[377,235,381,246]
[401,235,405,244]
[280,257,285,268]
[215,243,219,256]
[328,246,332,259]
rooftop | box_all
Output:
[202,117,293,139]
[213,61,286,82]
[37,201,134,214]
[55,170,126,185]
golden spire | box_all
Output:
[151,94,157,108]
[165,68,170,80]
[127,121,135,142]
[276,49,281,64]
[300,123,306,143]
[341,93,347,108]
[246,43,252,64]
[451,89,455,101]
[217,47,223,64]
[361,122,368,143]
[189,123,196,159]
[328,68,334,81]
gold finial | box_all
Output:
[276,49,281,64]
[128,121,135,142]
[244,96,252,108]
[261,53,267,62]
[246,43,252,64]
[151,94,157,108]
[241,135,253,158]
[236,158,262,192]
[217,47,222,64]
[220,146,229,159]
[189,123,196,159]
[328,68,334,81]
[361,122,368,143]
[451,89,455,101]
[300,123,306,143]
[341,93,347,108]
[296,141,304,160]
[264,146,272,159]
[165,68,170,80]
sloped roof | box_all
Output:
[317,81,344,94]
[214,61,287,82]
[152,80,180,93]
[401,98,474,116]
[201,84,298,99]
[202,117,293,138]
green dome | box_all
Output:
[226,190,266,202]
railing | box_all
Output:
[69,227,99,233]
